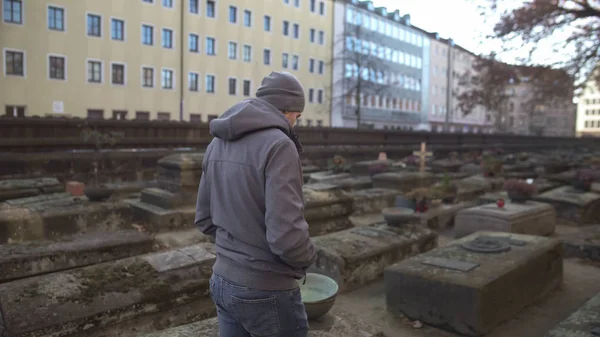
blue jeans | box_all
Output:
[209,273,309,337]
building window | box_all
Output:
[142,24,153,45]
[263,49,271,65]
[157,112,170,121]
[228,78,237,95]
[318,31,324,45]
[283,20,289,36]
[293,23,299,38]
[243,79,251,96]
[48,6,65,31]
[318,60,324,74]
[292,55,299,70]
[49,55,65,80]
[282,53,289,68]
[206,37,216,55]
[294,0,299,7]
[3,0,22,24]
[228,42,237,59]
[4,50,24,76]
[190,0,199,13]
[142,67,154,87]
[319,1,325,15]
[309,58,315,73]
[4,105,25,117]
[308,89,314,103]
[162,0,173,8]
[206,0,215,17]
[112,110,127,120]
[142,0,153,4]
[244,9,251,27]
[111,18,125,41]
[162,28,173,48]
[87,14,102,37]
[310,29,315,43]
[264,15,271,31]
[189,33,199,52]
[317,89,323,103]
[229,6,237,23]
[190,114,202,122]
[310,0,316,12]
[87,109,104,120]
[111,63,125,85]
[189,72,199,91]
[161,68,174,89]
[136,111,150,120]
[206,74,215,93]
[87,60,102,83]
[243,45,252,62]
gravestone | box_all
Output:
[310,223,437,292]
[309,171,352,184]
[534,186,600,225]
[458,174,504,193]
[417,201,476,231]
[142,308,384,337]
[385,232,563,336]
[372,172,436,192]
[347,188,397,215]
[0,230,154,282]
[477,178,561,205]
[560,224,600,261]
[454,201,556,238]
[0,244,216,337]
[303,187,353,236]
[0,193,132,243]
[126,153,204,232]
[430,159,463,173]
[302,165,321,183]
[460,163,483,175]
[330,176,373,191]
[544,292,600,337]
[349,160,394,176]
[0,177,63,202]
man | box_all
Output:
[195,71,317,337]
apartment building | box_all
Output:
[504,68,575,137]
[1,0,332,125]
[330,0,430,130]
[576,73,600,137]
[426,33,491,133]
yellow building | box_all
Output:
[1,0,332,126]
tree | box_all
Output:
[457,53,575,133]
[456,53,516,132]
[480,0,600,88]
[324,23,401,129]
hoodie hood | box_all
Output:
[209,98,292,142]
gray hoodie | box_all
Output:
[194,98,317,291]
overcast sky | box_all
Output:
[369,0,568,66]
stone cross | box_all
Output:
[413,142,433,173]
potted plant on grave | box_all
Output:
[81,127,124,202]
[572,169,597,192]
[517,152,529,162]
[404,187,430,213]
[586,157,600,170]
[503,179,536,203]
[435,174,459,204]
[327,155,351,174]
[481,156,503,178]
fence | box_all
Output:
[0,116,594,152]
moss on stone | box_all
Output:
[77,260,169,304]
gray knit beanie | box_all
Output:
[255,71,305,113]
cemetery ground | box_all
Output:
[1,145,600,337]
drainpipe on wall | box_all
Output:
[179,0,185,121]
[444,40,453,132]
